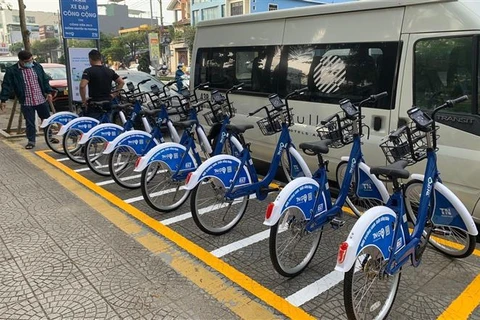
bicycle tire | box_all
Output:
[62,128,86,164]
[344,246,401,320]
[190,176,249,235]
[44,123,65,154]
[336,161,383,218]
[141,161,190,212]
[85,137,110,176]
[108,146,143,189]
[269,207,322,277]
[404,179,476,258]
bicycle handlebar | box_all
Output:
[248,105,269,117]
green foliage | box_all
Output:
[183,26,196,54]
[31,38,60,62]
[102,45,128,63]
[119,32,148,59]
[9,42,23,55]
[138,52,150,73]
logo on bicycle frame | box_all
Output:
[349,158,357,174]
[425,177,434,196]
[277,142,288,156]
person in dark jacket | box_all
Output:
[0,50,55,149]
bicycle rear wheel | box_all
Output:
[108,146,143,189]
[269,207,322,277]
[85,137,110,176]
[344,246,401,320]
[44,123,65,154]
[190,176,249,235]
[404,179,476,258]
[62,128,86,164]
[141,162,190,212]
[336,161,383,217]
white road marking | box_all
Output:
[96,174,141,186]
[124,187,177,204]
[286,255,364,307]
[57,157,69,162]
[211,229,270,257]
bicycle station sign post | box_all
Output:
[59,0,100,109]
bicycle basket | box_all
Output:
[379,121,437,165]
[316,113,355,148]
[257,108,293,136]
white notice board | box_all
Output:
[68,47,96,102]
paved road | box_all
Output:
[0,132,476,319]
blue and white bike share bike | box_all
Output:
[264,93,389,277]
[184,88,313,235]
[335,96,478,320]
[135,83,248,212]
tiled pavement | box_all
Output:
[0,139,242,319]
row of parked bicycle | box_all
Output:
[40,78,478,320]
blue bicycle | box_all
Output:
[135,83,248,212]
[264,93,389,277]
[335,96,478,320]
[184,88,313,235]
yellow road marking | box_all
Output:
[31,148,315,320]
[438,273,480,320]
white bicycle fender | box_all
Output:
[57,117,100,136]
[183,155,252,191]
[264,177,319,227]
[410,174,478,236]
[357,162,390,203]
[78,123,125,145]
[288,146,313,178]
[335,206,397,273]
[103,130,154,155]
[40,111,78,128]
[134,142,198,173]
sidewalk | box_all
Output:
[0,138,243,319]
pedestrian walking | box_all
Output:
[0,50,56,149]
[79,50,124,120]
[175,63,185,92]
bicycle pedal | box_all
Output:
[260,187,280,194]
[330,218,346,229]
[431,228,452,236]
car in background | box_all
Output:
[41,63,69,112]
[127,63,156,76]
[0,56,19,86]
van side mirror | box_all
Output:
[0,65,5,73]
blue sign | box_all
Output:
[60,0,99,39]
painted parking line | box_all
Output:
[96,174,141,186]
[211,229,270,258]
[57,157,69,162]
[438,273,480,320]
[34,149,315,320]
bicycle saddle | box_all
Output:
[90,100,110,107]
[370,160,410,179]
[140,108,162,116]
[299,139,332,155]
[173,120,197,129]
[226,124,254,134]
[114,103,133,110]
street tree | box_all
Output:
[119,32,148,61]
[31,38,60,63]
[9,42,24,55]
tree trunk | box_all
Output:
[18,0,30,52]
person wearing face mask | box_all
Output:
[0,50,56,149]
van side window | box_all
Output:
[284,42,398,109]
[414,37,473,113]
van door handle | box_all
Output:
[373,116,382,131]
[398,117,408,127]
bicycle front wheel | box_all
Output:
[62,128,86,164]
[404,179,476,258]
[190,176,249,235]
[108,146,143,189]
[344,246,401,320]
[85,137,110,176]
[141,162,190,212]
[269,207,322,277]
[336,161,383,217]
[44,123,65,154]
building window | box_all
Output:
[12,16,20,23]
[202,7,219,21]
[414,36,473,113]
[193,10,200,24]
[252,5,256,11]
[268,4,278,11]
[231,2,243,16]
[26,16,35,23]
[221,4,225,17]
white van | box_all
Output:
[0,56,19,85]
[192,0,480,224]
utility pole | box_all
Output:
[17,0,30,51]
[158,0,164,64]
[149,0,154,26]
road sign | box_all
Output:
[60,0,99,39]
[148,33,160,67]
